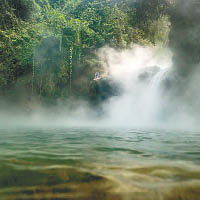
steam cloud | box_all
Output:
[0,46,199,130]
[98,45,172,128]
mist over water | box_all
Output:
[0,44,199,130]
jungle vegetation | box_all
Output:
[1,0,197,106]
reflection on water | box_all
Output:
[0,127,200,200]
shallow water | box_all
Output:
[0,127,200,200]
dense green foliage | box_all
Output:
[0,0,172,104]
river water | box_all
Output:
[0,127,200,200]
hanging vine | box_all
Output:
[32,51,35,96]
[69,44,73,90]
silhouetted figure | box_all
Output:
[94,72,100,80]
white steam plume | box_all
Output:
[98,45,197,129]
